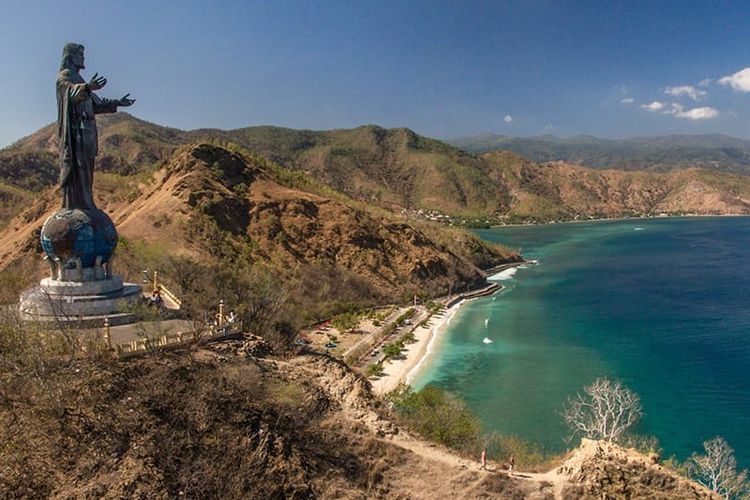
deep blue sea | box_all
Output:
[413,217,750,467]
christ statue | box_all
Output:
[56,43,135,209]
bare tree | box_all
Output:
[563,377,642,443]
[689,437,749,499]
[164,257,291,346]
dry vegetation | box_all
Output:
[3,114,750,229]
[0,142,520,327]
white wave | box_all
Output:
[483,337,493,344]
[488,267,518,281]
[484,318,489,328]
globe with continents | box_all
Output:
[40,208,118,269]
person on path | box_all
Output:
[508,454,515,475]
[480,448,487,470]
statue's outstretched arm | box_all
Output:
[92,92,135,114]
[92,93,119,114]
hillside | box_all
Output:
[2,114,750,228]
[0,143,519,317]
[2,115,500,216]
[0,332,719,499]
[483,151,750,222]
[449,133,750,174]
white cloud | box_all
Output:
[504,115,513,123]
[719,68,750,92]
[641,101,666,111]
[669,104,719,120]
[664,85,706,100]
[641,101,719,120]
[620,97,635,104]
[698,78,712,87]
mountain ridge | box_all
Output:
[2,114,750,228]
[448,133,750,174]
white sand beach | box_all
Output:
[370,299,466,395]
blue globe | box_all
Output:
[40,208,118,269]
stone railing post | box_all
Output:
[103,317,111,349]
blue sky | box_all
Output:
[3,0,750,147]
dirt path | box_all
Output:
[266,352,717,500]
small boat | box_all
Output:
[483,337,493,344]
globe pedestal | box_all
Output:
[19,208,142,326]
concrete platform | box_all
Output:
[20,275,142,325]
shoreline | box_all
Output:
[369,264,528,396]
[404,298,464,388]
[370,297,469,396]
[491,212,750,228]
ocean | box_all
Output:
[413,217,750,467]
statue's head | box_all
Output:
[61,43,85,70]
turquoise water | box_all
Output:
[414,217,750,466]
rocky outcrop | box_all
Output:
[551,439,719,500]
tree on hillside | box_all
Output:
[166,257,291,347]
[688,437,749,499]
[563,377,642,443]
[331,312,359,333]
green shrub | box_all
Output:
[386,384,482,453]
[365,363,384,378]
[331,311,360,332]
[386,384,561,467]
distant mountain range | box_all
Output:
[2,114,749,230]
[448,133,750,174]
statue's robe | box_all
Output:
[56,68,118,209]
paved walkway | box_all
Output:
[85,319,194,345]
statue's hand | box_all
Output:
[88,73,107,91]
[118,93,136,107]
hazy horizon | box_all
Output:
[6,111,750,150]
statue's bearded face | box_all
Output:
[61,43,85,70]
[71,49,85,69]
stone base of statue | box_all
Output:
[19,207,142,326]
[19,277,142,326]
